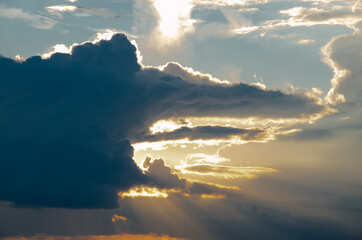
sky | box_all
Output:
[0,0,362,239]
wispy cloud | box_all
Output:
[176,164,277,179]
[296,38,315,45]
[233,5,362,35]
[45,5,121,18]
[0,5,56,29]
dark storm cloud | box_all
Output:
[0,33,326,209]
[0,34,147,209]
[134,125,264,142]
[134,67,325,123]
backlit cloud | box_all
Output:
[176,164,277,179]
[0,32,327,209]
[119,156,241,199]
[322,23,362,105]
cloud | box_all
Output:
[45,5,121,18]
[134,125,265,142]
[134,69,326,121]
[322,24,362,105]
[46,5,78,13]
[296,39,315,45]
[0,5,56,30]
[0,34,147,209]
[156,62,231,85]
[138,0,271,47]
[0,33,326,209]
[185,152,230,164]
[176,164,277,179]
[280,6,362,28]
[232,4,362,35]
[119,156,241,198]
[195,0,270,7]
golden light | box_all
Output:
[132,138,249,151]
[119,186,181,199]
[149,119,188,134]
[111,214,128,222]
[200,194,226,199]
[147,115,328,136]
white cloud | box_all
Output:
[46,5,77,13]
[233,4,362,35]
[296,39,315,45]
[323,25,362,105]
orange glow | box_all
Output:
[111,214,127,222]
[200,194,226,199]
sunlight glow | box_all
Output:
[154,62,231,85]
[152,0,196,44]
[185,153,230,164]
[42,44,72,59]
[119,186,181,199]
[150,119,190,134]
[134,109,336,151]
[148,116,313,135]
[92,29,118,43]
[132,137,250,151]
